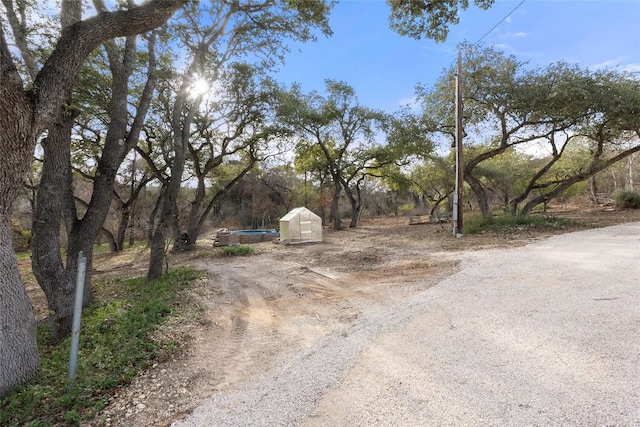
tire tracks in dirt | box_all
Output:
[90,222,462,426]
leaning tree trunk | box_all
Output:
[464,173,491,218]
[509,152,562,216]
[185,160,257,247]
[32,104,105,340]
[32,31,160,338]
[148,168,183,279]
[148,72,201,280]
[344,180,364,229]
[349,203,363,228]
[147,138,185,280]
[31,113,77,341]
[429,193,450,217]
[102,228,118,252]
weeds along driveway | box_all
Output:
[173,222,640,427]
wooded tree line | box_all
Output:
[2,0,638,397]
[0,0,499,398]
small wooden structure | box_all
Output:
[409,213,450,225]
[213,230,240,247]
[213,229,278,246]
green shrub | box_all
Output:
[614,189,640,209]
[222,245,254,256]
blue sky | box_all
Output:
[276,0,640,113]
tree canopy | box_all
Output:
[387,0,495,40]
[415,43,640,217]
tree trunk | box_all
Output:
[628,153,636,190]
[149,146,185,264]
[417,193,426,211]
[129,206,136,247]
[185,160,257,247]
[509,152,563,216]
[344,179,364,229]
[32,32,159,337]
[521,195,549,217]
[183,177,206,249]
[103,227,118,252]
[389,190,398,216]
[0,33,40,394]
[147,189,166,279]
[31,114,77,340]
[589,177,598,205]
[148,220,167,280]
[522,143,640,216]
[115,206,131,251]
[65,231,96,301]
[147,67,203,278]
[464,173,491,218]
[428,194,450,217]
[331,179,342,230]
[0,215,39,396]
[348,193,363,228]
[31,104,100,338]
[148,114,188,279]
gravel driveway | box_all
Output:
[172,222,640,426]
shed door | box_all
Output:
[299,210,313,242]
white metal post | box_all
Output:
[68,251,87,382]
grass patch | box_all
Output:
[222,245,255,256]
[464,214,580,235]
[0,267,200,427]
[91,242,113,255]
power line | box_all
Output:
[475,0,526,44]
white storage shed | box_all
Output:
[279,207,322,244]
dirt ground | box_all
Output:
[19,207,640,426]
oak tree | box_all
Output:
[143,0,333,279]
[0,0,185,396]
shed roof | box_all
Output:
[280,206,319,221]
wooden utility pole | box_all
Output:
[453,50,464,237]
